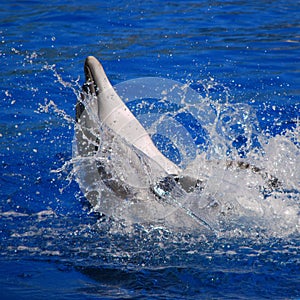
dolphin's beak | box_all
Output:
[83,56,112,96]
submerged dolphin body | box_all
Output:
[74,56,283,231]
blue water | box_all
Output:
[1,1,299,299]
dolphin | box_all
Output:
[74,56,210,229]
[74,56,283,230]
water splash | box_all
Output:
[73,75,299,238]
[1,58,299,275]
[31,61,300,238]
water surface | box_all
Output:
[1,1,299,299]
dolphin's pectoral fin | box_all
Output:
[177,176,204,193]
[152,174,204,199]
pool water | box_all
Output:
[1,1,299,299]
